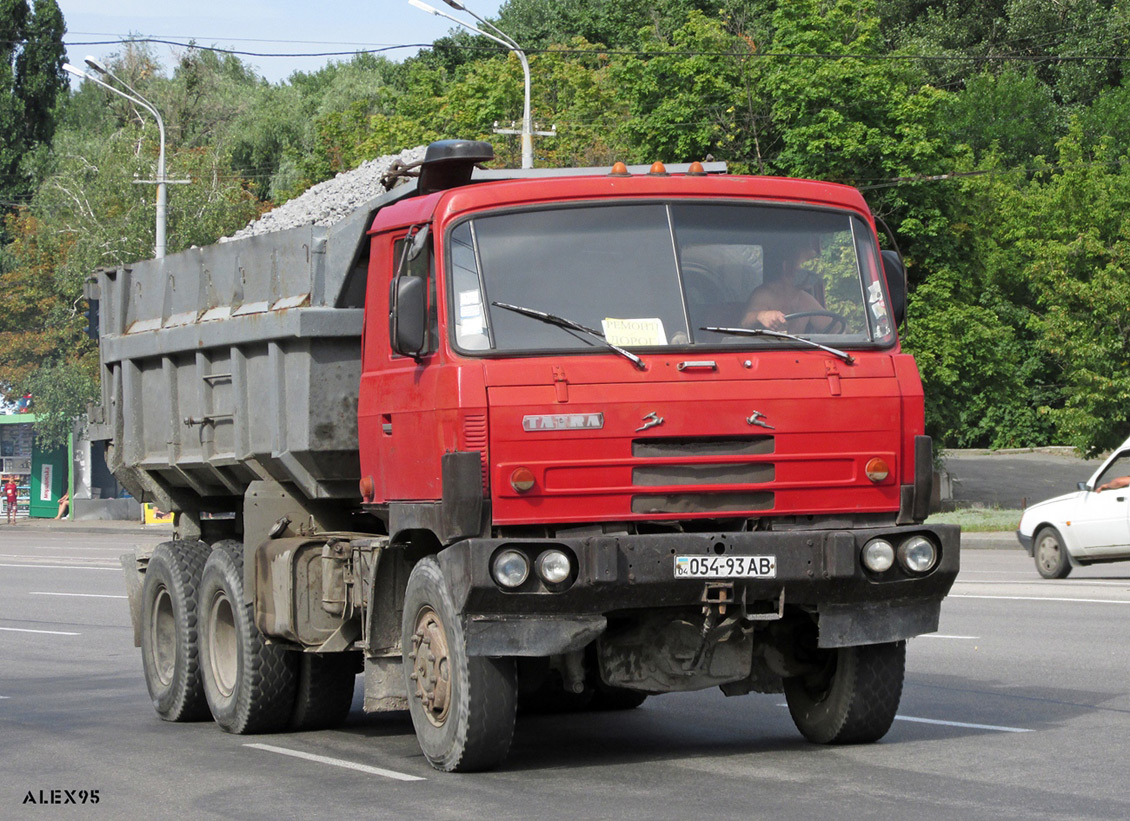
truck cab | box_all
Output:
[357,141,957,769]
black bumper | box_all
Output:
[437,524,960,652]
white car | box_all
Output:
[1017,437,1130,578]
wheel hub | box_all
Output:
[1037,537,1060,572]
[409,606,451,727]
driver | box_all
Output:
[741,237,835,333]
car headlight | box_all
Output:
[898,536,938,574]
[862,539,895,573]
[492,549,529,588]
[536,549,572,585]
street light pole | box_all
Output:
[63,58,172,259]
[409,0,534,169]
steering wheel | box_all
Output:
[784,310,848,333]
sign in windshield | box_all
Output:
[448,202,893,354]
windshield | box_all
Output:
[448,202,893,354]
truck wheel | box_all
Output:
[1034,527,1072,579]
[289,653,359,731]
[199,540,296,734]
[402,557,517,772]
[784,640,905,744]
[140,540,212,721]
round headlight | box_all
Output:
[536,549,572,585]
[862,539,895,573]
[898,536,937,574]
[492,550,529,588]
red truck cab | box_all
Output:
[358,140,957,771]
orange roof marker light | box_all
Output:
[648,161,669,176]
[609,161,630,177]
[687,161,706,176]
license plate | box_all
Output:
[674,555,777,579]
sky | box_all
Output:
[55,0,508,83]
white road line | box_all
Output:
[0,553,119,560]
[952,594,1130,605]
[0,626,81,636]
[243,743,425,782]
[29,592,128,600]
[777,705,1030,733]
[920,634,980,640]
[0,563,117,571]
[893,715,1032,733]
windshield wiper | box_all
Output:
[700,326,855,364]
[492,301,647,370]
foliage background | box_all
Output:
[2,0,1130,454]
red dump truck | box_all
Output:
[93,140,958,772]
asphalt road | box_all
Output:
[3,525,1130,819]
[943,448,1101,509]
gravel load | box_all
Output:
[222,145,427,242]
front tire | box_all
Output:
[139,540,212,722]
[199,540,296,734]
[784,641,905,744]
[1034,527,1072,579]
[402,557,517,772]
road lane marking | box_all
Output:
[893,715,1032,733]
[243,743,425,782]
[0,563,117,571]
[777,705,1030,733]
[0,553,119,560]
[920,634,980,640]
[0,626,81,636]
[30,592,128,599]
[952,594,1130,605]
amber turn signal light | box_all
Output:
[865,458,890,483]
[359,475,375,502]
[510,467,536,493]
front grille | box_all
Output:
[632,436,774,458]
[631,492,774,514]
[632,463,775,486]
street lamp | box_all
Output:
[63,58,173,259]
[410,0,534,169]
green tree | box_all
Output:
[0,0,66,210]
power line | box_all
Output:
[42,36,1130,63]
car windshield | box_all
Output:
[448,202,893,354]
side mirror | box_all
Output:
[390,275,427,357]
[1079,482,1090,492]
[881,249,907,327]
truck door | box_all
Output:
[360,228,443,504]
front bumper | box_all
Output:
[1017,530,1033,555]
[437,524,959,653]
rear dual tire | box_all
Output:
[139,540,213,722]
[198,540,296,734]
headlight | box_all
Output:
[492,549,529,588]
[862,539,895,573]
[536,549,572,585]
[898,536,938,574]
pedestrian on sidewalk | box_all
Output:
[4,476,18,524]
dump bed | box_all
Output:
[87,185,411,511]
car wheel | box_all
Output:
[1034,527,1072,579]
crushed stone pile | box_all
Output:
[223,145,427,242]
